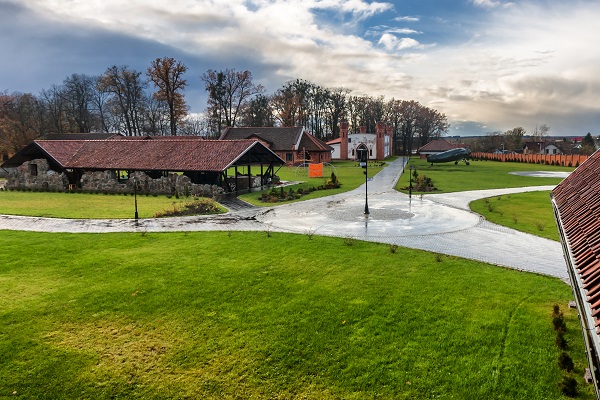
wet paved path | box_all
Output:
[0,158,567,280]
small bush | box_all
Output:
[553,313,566,333]
[552,304,561,316]
[536,221,545,231]
[558,352,574,372]
[559,375,578,397]
[389,244,398,254]
[556,331,568,349]
[343,237,356,246]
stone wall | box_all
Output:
[5,159,68,191]
[80,170,224,198]
[4,158,225,197]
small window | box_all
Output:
[29,163,38,176]
[352,149,355,156]
[369,149,373,156]
[348,138,352,143]
[285,153,293,162]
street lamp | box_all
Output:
[409,166,413,199]
[133,176,139,221]
[359,148,370,215]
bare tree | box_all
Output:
[202,69,264,135]
[147,57,188,135]
[98,66,146,136]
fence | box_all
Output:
[472,152,588,167]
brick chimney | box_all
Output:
[376,121,385,160]
[339,121,349,160]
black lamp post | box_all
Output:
[409,165,414,200]
[133,176,139,221]
[359,149,370,215]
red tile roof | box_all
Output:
[219,126,332,152]
[552,149,600,393]
[417,139,463,153]
[4,139,283,172]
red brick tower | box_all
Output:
[376,121,385,160]
[339,121,349,160]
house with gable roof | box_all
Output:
[417,139,465,159]
[219,126,333,165]
[1,136,285,194]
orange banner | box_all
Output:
[309,163,323,177]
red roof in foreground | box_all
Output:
[552,149,600,393]
[417,139,462,153]
[14,139,283,172]
[553,151,600,326]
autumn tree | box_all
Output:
[147,57,188,135]
[98,65,146,136]
[0,92,44,154]
[415,106,449,147]
[202,69,264,135]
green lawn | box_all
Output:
[0,191,225,219]
[471,191,559,241]
[0,230,592,399]
[397,158,572,193]
[239,160,389,206]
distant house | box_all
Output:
[327,121,392,161]
[523,141,563,155]
[417,139,464,159]
[219,126,332,164]
[1,137,284,194]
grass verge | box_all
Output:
[0,230,592,399]
[0,191,225,219]
[470,191,559,241]
[397,158,571,193]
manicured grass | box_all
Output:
[0,191,225,219]
[239,160,388,206]
[397,158,572,193]
[471,191,559,241]
[0,230,592,399]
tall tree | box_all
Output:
[202,69,264,135]
[0,92,44,154]
[504,126,526,151]
[415,106,449,147]
[581,132,596,155]
[61,74,99,133]
[239,94,274,127]
[98,66,146,136]
[147,57,188,135]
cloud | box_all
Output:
[4,0,600,136]
[470,0,513,8]
[394,16,419,22]
[378,34,421,51]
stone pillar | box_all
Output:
[339,121,349,160]
[376,121,385,160]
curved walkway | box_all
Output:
[0,158,568,280]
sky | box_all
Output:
[1,0,599,136]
